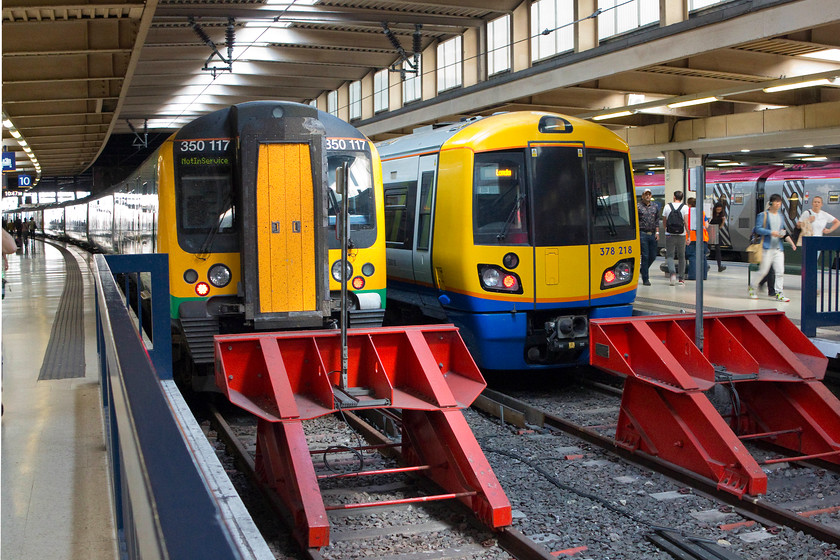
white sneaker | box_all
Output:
[670,274,676,286]
[776,293,791,302]
[748,286,758,299]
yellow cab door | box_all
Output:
[255,142,317,313]
[529,143,591,307]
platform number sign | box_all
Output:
[17,175,32,188]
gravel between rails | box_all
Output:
[476,372,840,560]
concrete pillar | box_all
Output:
[660,0,688,27]
[512,1,530,72]
[361,72,374,120]
[463,27,481,87]
[422,42,437,101]
[575,0,598,53]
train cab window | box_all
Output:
[383,183,416,249]
[473,151,529,245]
[176,173,237,253]
[326,152,377,250]
[587,150,636,243]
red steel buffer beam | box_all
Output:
[590,310,840,497]
[214,325,512,548]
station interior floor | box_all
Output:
[1,240,838,560]
[1,240,118,560]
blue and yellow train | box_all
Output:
[377,112,638,370]
[13,101,387,386]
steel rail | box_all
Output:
[475,388,840,547]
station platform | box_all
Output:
[2,240,118,559]
[635,259,840,359]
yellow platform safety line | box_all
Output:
[256,143,316,314]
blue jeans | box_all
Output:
[640,232,657,282]
[686,241,709,280]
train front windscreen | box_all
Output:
[472,146,636,246]
[326,144,377,250]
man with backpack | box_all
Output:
[662,191,689,286]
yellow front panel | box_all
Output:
[256,143,316,313]
[535,246,590,303]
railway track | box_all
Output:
[474,374,840,553]
[202,401,555,560]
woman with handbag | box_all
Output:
[748,194,797,302]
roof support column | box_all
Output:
[575,0,598,53]
[660,0,688,27]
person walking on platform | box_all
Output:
[748,194,796,302]
[662,191,688,286]
[685,197,709,281]
[637,188,660,286]
[3,228,17,300]
[797,195,839,243]
[709,200,727,272]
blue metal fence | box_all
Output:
[93,253,244,560]
[800,236,840,337]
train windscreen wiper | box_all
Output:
[496,193,526,242]
[594,190,617,237]
[197,192,232,259]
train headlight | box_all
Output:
[361,262,375,276]
[478,264,523,294]
[208,264,232,288]
[502,252,519,269]
[183,269,198,284]
[600,259,634,289]
[195,282,210,297]
[331,260,353,282]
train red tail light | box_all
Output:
[478,264,523,294]
[195,282,210,296]
[600,259,634,289]
[351,276,365,290]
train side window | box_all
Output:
[384,182,416,249]
[416,171,435,251]
[829,192,840,204]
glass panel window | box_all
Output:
[689,0,728,10]
[473,151,529,245]
[437,36,462,92]
[598,0,659,40]
[487,15,511,76]
[530,0,574,62]
[403,55,422,103]
[309,99,317,108]
[374,69,389,113]
[327,90,338,116]
[349,81,362,120]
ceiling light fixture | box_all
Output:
[666,96,719,108]
[763,78,832,93]
[592,110,634,121]
[802,156,828,161]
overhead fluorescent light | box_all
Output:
[592,110,633,121]
[804,144,814,148]
[763,79,832,93]
[2,119,13,129]
[647,166,665,171]
[799,49,840,62]
[667,96,719,108]
[716,162,742,167]
[802,156,828,161]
